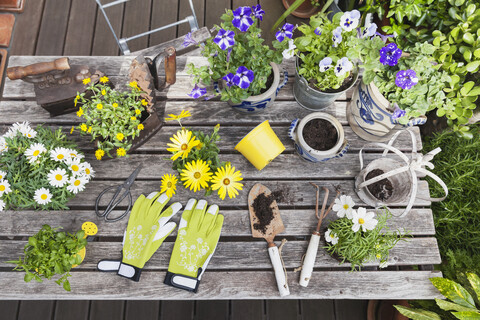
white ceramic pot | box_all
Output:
[288,112,349,162]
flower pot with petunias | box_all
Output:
[186,5,291,113]
[346,37,453,142]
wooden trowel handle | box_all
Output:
[7,57,70,80]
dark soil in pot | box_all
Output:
[258,68,274,95]
[366,169,394,201]
[302,119,338,151]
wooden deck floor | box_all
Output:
[5,1,372,319]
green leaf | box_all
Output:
[467,273,480,300]
[435,298,476,312]
[463,33,475,45]
[467,87,480,97]
[451,311,480,319]
[63,280,71,292]
[460,82,475,96]
[431,277,476,309]
[466,61,480,72]
[394,305,442,320]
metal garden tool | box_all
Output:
[299,184,338,287]
[248,183,290,297]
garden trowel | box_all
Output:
[248,183,290,297]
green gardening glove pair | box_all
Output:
[97,192,181,281]
[164,199,224,293]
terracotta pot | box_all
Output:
[367,300,410,320]
[282,0,319,18]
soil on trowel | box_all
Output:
[252,193,276,234]
[366,169,394,201]
[302,119,338,151]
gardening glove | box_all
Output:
[164,199,224,293]
[97,192,181,281]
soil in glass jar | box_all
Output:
[302,119,338,151]
[365,169,394,201]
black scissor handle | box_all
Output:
[95,185,133,222]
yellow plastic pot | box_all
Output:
[235,120,285,170]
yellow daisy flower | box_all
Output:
[70,126,74,134]
[100,76,109,83]
[129,81,139,89]
[74,95,80,106]
[141,99,148,106]
[116,133,124,141]
[82,78,91,85]
[211,164,244,200]
[165,110,192,121]
[117,148,126,157]
[80,124,87,132]
[166,129,200,160]
[112,103,118,108]
[180,159,212,192]
[160,174,178,197]
[88,126,92,133]
[138,124,144,130]
[135,109,141,115]
[76,107,84,117]
[131,116,136,121]
[95,149,105,160]
[101,89,106,95]
[97,103,103,110]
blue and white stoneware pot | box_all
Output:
[288,112,349,163]
[347,81,427,142]
[227,62,288,113]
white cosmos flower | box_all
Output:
[351,207,378,233]
[34,187,52,205]
[0,179,12,196]
[0,170,6,180]
[66,157,82,176]
[332,195,355,219]
[47,168,69,187]
[66,175,88,194]
[50,147,70,162]
[325,229,339,245]
[0,137,8,154]
[0,199,5,211]
[24,143,47,164]
[65,149,84,160]
[282,39,296,59]
[81,162,95,180]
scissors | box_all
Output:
[95,164,142,222]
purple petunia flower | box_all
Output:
[188,84,207,99]
[213,28,235,50]
[395,69,418,90]
[183,32,198,47]
[332,27,343,47]
[252,4,265,21]
[334,57,353,77]
[232,6,254,32]
[275,23,294,42]
[391,104,407,120]
[340,10,360,32]
[319,57,333,72]
[223,73,235,87]
[379,43,402,66]
[233,66,254,89]
[375,32,394,42]
[314,27,322,36]
[362,23,377,38]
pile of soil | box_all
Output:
[366,169,394,201]
[271,187,294,205]
[252,193,276,234]
[302,119,338,151]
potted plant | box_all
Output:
[186,5,290,113]
[292,10,368,110]
[0,122,93,211]
[7,224,87,291]
[75,77,161,160]
[325,195,408,270]
[288,112,348,162]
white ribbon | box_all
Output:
[357,128,448,217]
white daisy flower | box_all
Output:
[379,260,390,269]
[332,195,355,219]
[65,148,84,160]
[0,137,8,153]
[0,199,5,211]
[66,157,82,176]
[24,143,47,164]
[66,175,87,194]
[325,229,339,245]
[0,170,6,180]
[34,187,52,205]
[47,168,69,187]
[21,127,37,139]
[0,179,12,196]
[50,147,70,162]
[351,207,378,233]
[81,162,95,180]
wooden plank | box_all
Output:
[149,0,179,47]
[54,300,89,320]
[0,208,436,237]
[0,271,443,299]
[0,300,19,320]
[204,0,229,29]
[9,0,45,55]
[18,301,55,320]
[335,300,369,320]
[1,238,442,270]
[259,0,285,45]
[63,0,98,56]
[89,301,124,320]
[177,0,205,38]
[267,300,299,320]
[121,0,152,53]
[125,301,160,320]
[231,300,264,320]
[301,300,335,320]
[35,0,72,55]
[91,2,124,56]
[195,300,229,320]
[160,301,194,320]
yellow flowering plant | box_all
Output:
[75,78,146,160]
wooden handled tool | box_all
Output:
[7,57,70,80]
[248,183,290,297]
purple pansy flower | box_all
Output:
[391,104,407,120]
[340,10,360,32]
[213,28,235,50]
[275,23,294,42]
[332,27,343,47]
[362,23,377,38]
[233,66,254,89]
[314,27,322,36]
[334,57,353,77]
[188,84,207,99]
[252,4,265,21]
[319,57,333,72]
[223,73,235,87]
[379,43,402,66]
[182,32,198,47]
[232,6,254,32]
[395,69,418,89]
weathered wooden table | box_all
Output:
[0,55,442,300]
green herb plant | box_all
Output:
[7,225,87,291]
